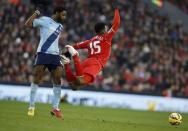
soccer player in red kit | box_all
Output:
[61,8,120,90]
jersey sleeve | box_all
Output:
[33,17,46,27]
[106,9,120,40]
[72,40,90,49]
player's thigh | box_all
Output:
[33,65,46,83]
[33,65,46,77]
[82,59,102,83]
[50,66,63,84]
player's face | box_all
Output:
[56,10,67,23]
[59,11,67,22]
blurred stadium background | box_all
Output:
[1,0,188,97]
[0,0,188,130]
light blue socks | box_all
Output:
[29,83,61,109]
[52,85,62,109]
[29,82,38,108]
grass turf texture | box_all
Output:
[0,100,187,131]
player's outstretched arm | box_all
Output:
[111,8,120,33]
[25,10,40,28]
[107,8,120,39]
[72,40,90,50]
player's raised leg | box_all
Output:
[28,65,45,116]
[63,46,92,89]
[60,55,76,83]
[60,54,78,90]
[50,66,63,118]
[65,45,83,77]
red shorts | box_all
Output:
[81,57,102,82]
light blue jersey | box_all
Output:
[33,16,63,55]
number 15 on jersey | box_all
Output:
[89,40,101,55]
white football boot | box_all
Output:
[60,55,70,65]
[65,45,79,56]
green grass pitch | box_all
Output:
[0,100,187,131]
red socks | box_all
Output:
[64,64,76,82]
[73,55,83,76]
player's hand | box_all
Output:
[34,10,40,16]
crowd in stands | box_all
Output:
[0,0,188,97]
[168,0,188,14]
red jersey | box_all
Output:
[73,9,120,67]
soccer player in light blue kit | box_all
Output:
[25,7,67,118]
